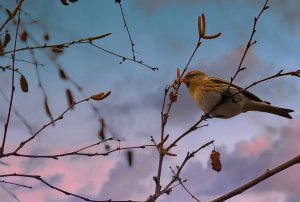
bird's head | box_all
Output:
[181,70,207,87]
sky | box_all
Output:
[0,0,300,202]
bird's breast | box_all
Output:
[191,89,223,113]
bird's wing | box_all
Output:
[209,77,270,104]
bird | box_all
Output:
[181,70,294,119]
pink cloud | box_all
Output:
[235,135,272,158]
[0,145,116,202]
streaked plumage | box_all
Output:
[181,70,293,119]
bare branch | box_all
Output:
[0,173,143,202]
[211,154,300,202]
[226,0,269,92]
[116,0,136,60]
[1,0,24,154]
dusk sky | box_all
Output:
[0,1,300,202]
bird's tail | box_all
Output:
[246,101,294,119]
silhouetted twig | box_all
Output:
[211,154,300,202]
[115,0,136,60]
[1,0,24,154]
[1,33,158,71]
[169,167,200,202]
[0,173,143,202]
[0,88,34,135]
[226,0,269,92]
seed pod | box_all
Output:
[59,68,68,80]
[20,75,29,92]
[87,33,112,42]
[44,98,54,125]
[20,30,28,42]
[90,91,111,101]
[65,88,74,109]
[51,47,64,54]
[3,31,11,47]
[98,118,106,140]
[210,149,222,172]
[197,15,202,38]
[126,150,133,167]
[44,33,49,41]
[0,40,4,55]
[169,91,177,102]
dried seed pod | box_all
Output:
[44,98,54,125]
[98,118,106,140]
[20,30,28,42]
[197,15,202,38]
[176,68,181,80]
[200,13,206,37]
[20,75,29,92]
[202,32,221,39]
[65,88,74,109]
[90,91,111,101]
[3,31,11,47]
[98,127,105,140]
[0,40,3,55]
[44,33,49,41]
[87,33,112,42]
[58,68,68,80]
[210,149,222,172]
[126,150,133,167]
[169,91,177,102]
[51,47,64,54]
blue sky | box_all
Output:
[1,1,300,202]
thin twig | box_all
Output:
[0,88,34,135]
[116,0,136,60]
[4,142,155,160]
[1,0,24,154]
[0,65,23,76]
[90,42,158,71]
[9,97,90,154]
[169,167,200,202]
[153,37,202,197]
[0,0,23,32]
[0,180,32,189]
[226,0,269,92]
[231,69,300,97]
[0,173,143,202]
[148,140,214,201]
[211,154,300,202]
[0,34,158,71]
[1,55,44,66]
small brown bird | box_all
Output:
[181,70,294,119]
